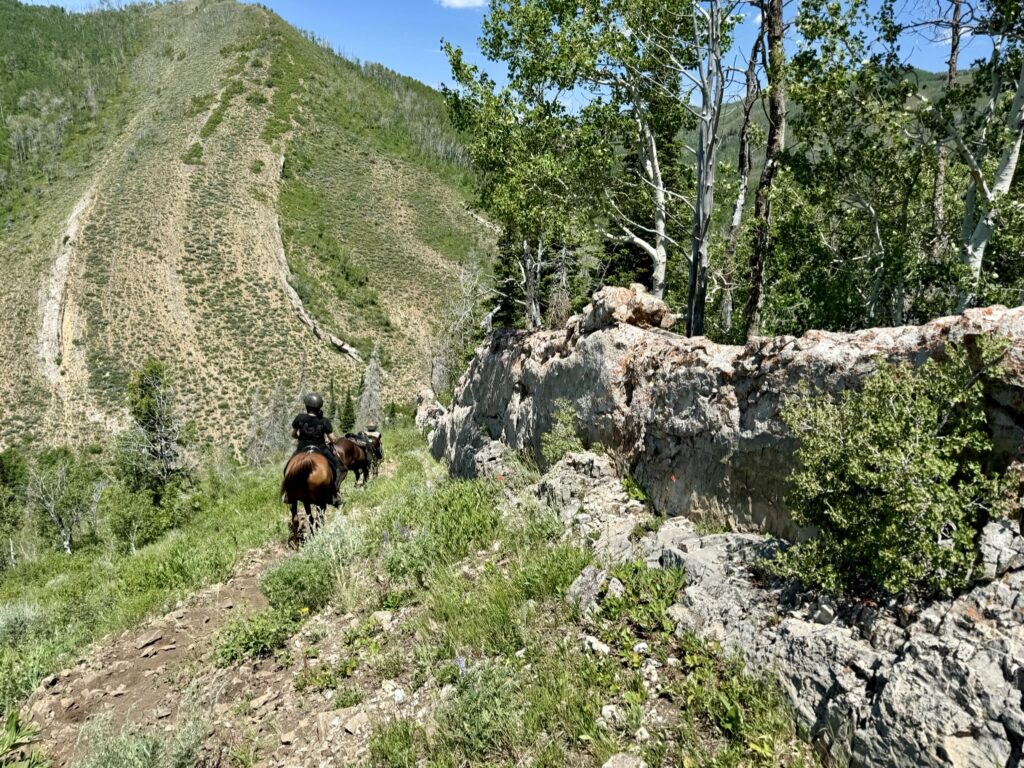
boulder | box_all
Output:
[414,389,446,435]
[432,292,1023,541]
[581,283,677,333]
[977,518,1024,581]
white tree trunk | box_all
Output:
[957,49,1024,309]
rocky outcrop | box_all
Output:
[430,287,1024,540]
[543,451,1024,768]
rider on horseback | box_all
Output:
[292,393,342,506]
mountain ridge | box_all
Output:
[0,0,491,449]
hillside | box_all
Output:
[0,0,492,448]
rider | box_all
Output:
[364,423,384,466]
[292,393,342,506]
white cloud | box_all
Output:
[437,0,486,7]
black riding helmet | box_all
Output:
[303,393,324,413]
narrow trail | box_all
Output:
[27,545,288,768]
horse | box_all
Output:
[281,448,343,546]
[334,433,382,486]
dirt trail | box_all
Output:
[27,546,286,768]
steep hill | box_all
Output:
[0,0,492,448]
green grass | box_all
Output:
[0,469,288,708]
[214,608,297,667]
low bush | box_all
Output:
[74,702,206,768]
[432,662,524,762]
[181,143,203,165]
[102,484,171,554]
[0,710,47,767]
[380,479,499,586]
[261,555,333,615]
[367,719,425,768]
[214,609,297,667]
[766,342,1006,598]
[0,603,42,649]
[540,400,584,469]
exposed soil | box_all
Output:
[27,546,283,767]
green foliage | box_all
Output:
[433,662,524,761]
[28,447,100,555]
[293,658,357,692]
[0,0,143,207]
[424,542,590,659]
[0,604,41,650]
[621,474,648,502]
[117,359,191,502]
[0,452,27,504]
[74,706,206,768]
[367,719,425,768]
[540,400,584,468]
[181,143,203,165]
[214,609,297,666]
[261,554,334,615]
[766,343,1005,598]
[0,710,47,768]
[601,561,686,635]
[378,479,500,586]
[338,390,356,434]
[101,484,172,555]
[0,470,286,709]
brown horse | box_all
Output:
[281,449,342,546]
[334,434,382,486]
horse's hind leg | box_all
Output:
[289,502,301,549]
[299,502,314,544]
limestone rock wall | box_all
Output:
[428,286,1024,540]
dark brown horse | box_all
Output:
[334,434,382,486]
[281,449,341,546]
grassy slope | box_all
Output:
[54,426,813,767]
[264,19,492,389]
[0,464,288,708]
[0,0,491,449]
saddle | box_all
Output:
[345,432,381,463]
[345,432,369,449]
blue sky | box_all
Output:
[21,0,986,92]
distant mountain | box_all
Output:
[0,0,492,448]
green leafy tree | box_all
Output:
[26,448,99,555]
[116,359,191,503]
[101,483,173,555]
[768,343,1005,598]
[0,448,28,568]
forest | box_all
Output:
[443,0,1024,341]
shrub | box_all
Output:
[766,343,1005,598]
[433,662,524,762]
[75,704,206,768]
[1,710,47,767]
[381,480,499,586]
[261,555,333,615]
[540,400,584,468]
[215,610,296,666]
[367,719,424,768]
[181,143,203,165]
[0,603,42,649]
[102,484,171,554]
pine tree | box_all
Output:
[340,388,356,433]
